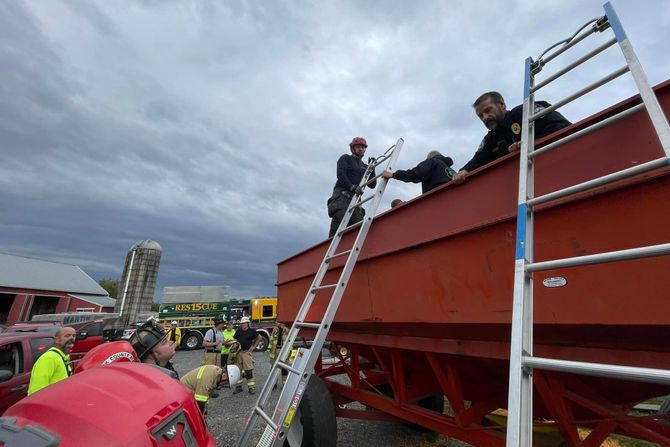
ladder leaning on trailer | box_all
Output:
[237,138,405,447]
[507,2,670,446]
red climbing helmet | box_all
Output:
[349,137,368,148]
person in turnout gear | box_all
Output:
[452,91,571,184]
[382,150,457,193]
[233,316,264,395]
[268,322,296,390]
[180,364,240,415]
[129,318,179,378]
[166,321,182,348]
[202,316,226,367]
[327,136,377,238]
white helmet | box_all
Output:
[240,316,251,324]
[225,364,240,388]
[170,321,178,325]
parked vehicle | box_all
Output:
[1,343,215,446]
[0,332,54,413]
[155,297,278,350]
[3,322,61,335]
[158,316,272,351]
[2,320,106,364]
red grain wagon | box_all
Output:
[277,81,670,446]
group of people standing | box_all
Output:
[197,316,264,395]
[328,91,571,235]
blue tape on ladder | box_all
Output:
[604,2,627,42]
[524,58,532,100]
[515,204,527,260]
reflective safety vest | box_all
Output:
[27,347,72,396]
[221,329,236,355]
[180,364,222,404]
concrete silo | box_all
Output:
[115,240,162,328]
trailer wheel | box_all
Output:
[182,332,203,350]
[255,334,269,352]
[284,375,337,447]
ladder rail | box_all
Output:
[237,138,405,447]
[506,3,670,446]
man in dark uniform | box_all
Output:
[452,91,571,184]
[233,316,263,395]
[382,150,456,194]
[327,136,377,238]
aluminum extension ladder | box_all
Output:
[506,3,670,446]
[237,138,405,447]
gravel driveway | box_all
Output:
[172,349,470,447]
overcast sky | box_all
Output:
[1,0,669,300]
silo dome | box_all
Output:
[131,240,162,251]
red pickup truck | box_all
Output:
[0,320,107,413]
[0,332,54,413]
[3,320,106,363]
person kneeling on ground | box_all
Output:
[382,150,456,193]
[181,364,241,415]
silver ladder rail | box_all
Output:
[507,3,670,446]
[237,138,405,447]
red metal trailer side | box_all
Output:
[277,81,670,446]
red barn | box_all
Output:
[0,253,116,326]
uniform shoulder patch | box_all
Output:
[511,123,521,135]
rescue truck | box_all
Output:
[157,297,278,350]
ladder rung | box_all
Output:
[337,219,363,235]
[352,194,374,208]
[254,406,278,431]
[311,283,337,292]
[529,65,629,123]
[276,360,301,375]
[295,321,320,329]
[527,156,668,206]
[523,356,670,385]
[529,102,644,159]
[532,37,617,94]
[526,243,670,272]
[325,249,351,262]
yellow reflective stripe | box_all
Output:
[194,394,209,403]
[196,365,207,380]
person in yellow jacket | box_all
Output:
[166,321,182,349]
[28,327,76,395]
[220,319,236,367]
[180,364,240,414]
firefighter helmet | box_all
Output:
[349,137,368,148]
[225,364,241,388]
[74,341,139,374]
[129,320,167,361]
[240,316,251,324]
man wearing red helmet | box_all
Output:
[327,136,377,237]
